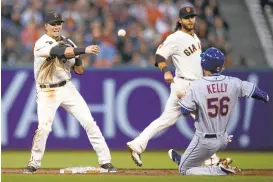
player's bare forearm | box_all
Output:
[64,47,87,58]
[64,47,76,57]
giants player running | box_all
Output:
[127,6,207,166]
[168,47,269,175]
[23,11,116,174]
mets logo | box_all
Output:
[53,12,58,18]
[186,7,191,13]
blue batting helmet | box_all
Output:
[201,47,225,72]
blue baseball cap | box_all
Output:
[201,47,225,72]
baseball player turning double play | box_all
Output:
[127,6,219,166]
[168,47,269,175]
[23,11,117,174]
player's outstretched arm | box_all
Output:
[238,80,269,103]
[50,44,100,59]
[251,86,269,103]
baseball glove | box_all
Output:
[57,37,74,48]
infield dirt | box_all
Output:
[2,168,273,176]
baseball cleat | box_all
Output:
[100,163,117,173]
[204,155,220,166]
[219,157,233,166]
[218,157,240,174]
[219,163,241,174]
[127,142,142,167]
[168,149,181,166]
[23,166,37,174]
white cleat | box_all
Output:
[204,155,220,166]
[127,142,142,167]
[219,163,241,174]
[219,157,233,166]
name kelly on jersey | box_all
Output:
[207,83,228,94]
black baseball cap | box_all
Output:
[179,6,197,18]
[45,11,65,24]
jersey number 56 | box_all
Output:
[207,97,230,118]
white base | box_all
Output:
[59,166,109,174]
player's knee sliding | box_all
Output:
[178,164,187,175]
[179,168,187,175]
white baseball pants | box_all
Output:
[128,76,192,153]
[28,81,111,168]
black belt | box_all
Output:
[178,76,195,81]
[40,80,69,89]
[204,134,217,138]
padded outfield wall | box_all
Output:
[1,68,273,150]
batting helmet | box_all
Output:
[201,47,225,73]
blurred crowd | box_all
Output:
[1,0,231,68]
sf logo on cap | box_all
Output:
[186,7,191,13]
[53,12,58,18]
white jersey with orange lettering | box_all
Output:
[34,34,76,86]
[127,30,203,159]
[27,34,112,170]
[156,30,203,80]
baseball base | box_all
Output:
[59,166,109,174]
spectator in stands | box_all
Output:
[93,41,120,68]
[2,36,19,66]
[145,1,163,26]
[117,37,134,65]
[203,6,215,26]
[20,19,39,53]
[20,1,43,27]
[1,0,232,68]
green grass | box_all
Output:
[2,175,273,182]
[2,150,273,182]
[2,150,273,169]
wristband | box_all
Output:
[74,48,85,56]
[162,66,170,73]
[75,58,83,66]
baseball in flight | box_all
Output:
[118,29,126,36]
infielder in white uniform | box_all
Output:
[127,6,209,166]
[23,11,116,174]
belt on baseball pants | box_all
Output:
[40,79,70,89]
[195,129,226,139]
[204,134,217,138]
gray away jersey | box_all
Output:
[179,75,255,134]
